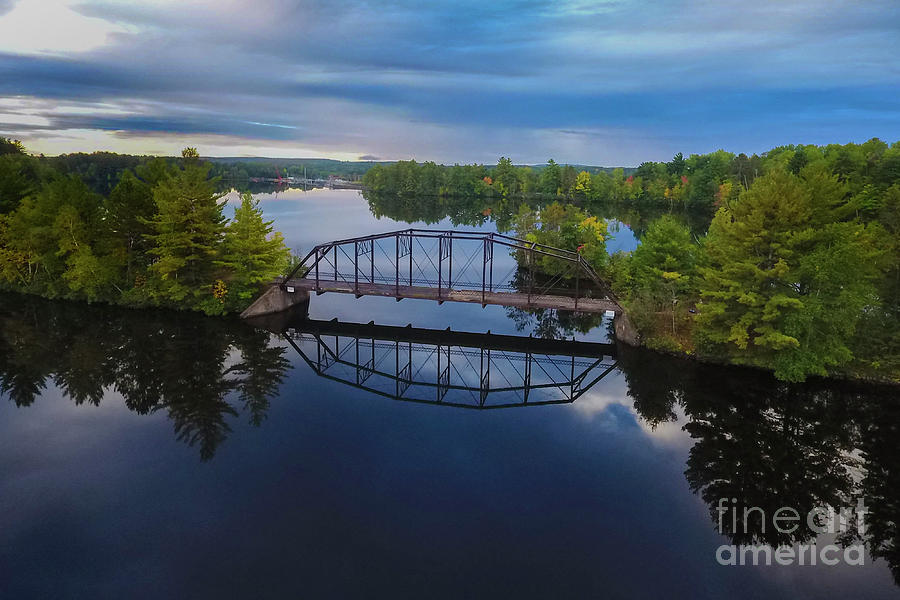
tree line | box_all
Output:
[363,139,900,212]
[0,143,290,315]
[0,148,375,198]
[204,157,377,183]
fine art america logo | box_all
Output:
[715,498,869,566]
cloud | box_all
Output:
[1,0,899,162]
[0,0,130,55]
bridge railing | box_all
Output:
[284,229,613,308]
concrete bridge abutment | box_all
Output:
[240,284,310,319]
[613,311,640,347]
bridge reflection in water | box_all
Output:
[280,317,618,409]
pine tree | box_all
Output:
[631,215,697,292]
[493,157,519,197]
[106,170,155,283]
[629,215,698,341]
[539,159,561,196]
[697,170,883,381]
[217,192,289,311]
[144,157,226,306]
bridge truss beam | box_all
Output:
[285,229,618,312]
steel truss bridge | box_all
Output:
[283,318,619,409]
[283,229,622,313]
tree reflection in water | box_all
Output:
[0,293,290,460]
[362,189,715,240]
[505,306,607,340]
[617,345,900,584]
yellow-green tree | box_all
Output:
[574,171,592,198]
[514,202,607,275]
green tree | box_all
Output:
[560,164,577,197]
[144,156,226,307]
[493,157,519,197]
[798,162,853,222]
[417,161,443,196]
[217,192,290,311]
[135,157,174,187]
[539,159,561,196]
[106,170,155,283]
[666,152,685,175]
[851,184,900,376]
[0,175,120,300]
[788,149,809,174]
[697,170,883,381]
[181,147,200,163]
[0,140,42,214]
[0,138,25,156]
[630,215,698,340]
[685,150,733,209]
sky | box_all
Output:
[0,0,899,165]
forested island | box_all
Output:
[1,137,898,384]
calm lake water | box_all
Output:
[1,188,899,599]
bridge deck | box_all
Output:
[284,278,620,314]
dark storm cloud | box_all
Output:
[0,53,166,99]
[3,0,900,161]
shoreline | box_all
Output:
[2,287,895,389]
[633,339,900,388]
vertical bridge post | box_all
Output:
[448,233,453,295]
[438,233,452,303]
[482,237,493,307]
[575,259,580,311]
[396,231,413,300]
[489,233,494,295]
[527,244,535,305]
[314,246,320,292]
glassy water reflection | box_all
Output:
[256,308,619,409]
[1,190,899,598]
[0,295,289,460]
